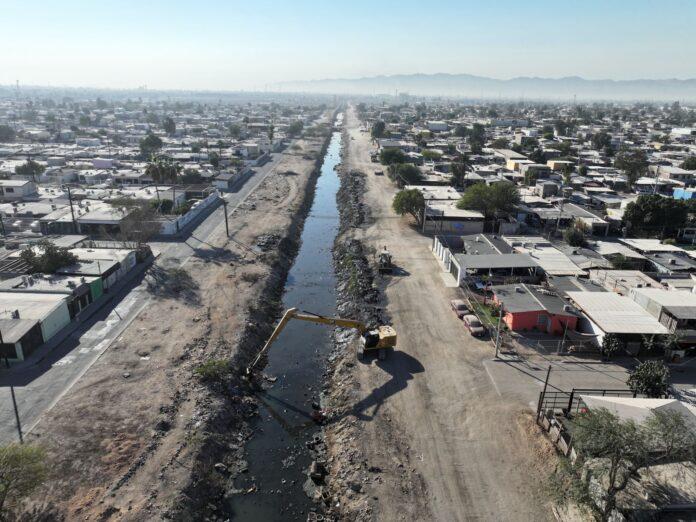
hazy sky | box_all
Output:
[3,0,695,91]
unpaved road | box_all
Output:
[333,107,552,521]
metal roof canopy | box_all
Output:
[566,291,670,335]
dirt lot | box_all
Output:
[24,135,329,520]
[324,107,555,521]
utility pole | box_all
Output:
[222,198,229,237]
[537,365,552,417]
[4,331,23,443]
[494,305,503,358]
[10,385,23,443]
[65,185,78,234]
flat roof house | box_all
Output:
[492,284,578,335]
[629,287,696,343]
[0,180,38,202]
[0,317,44,362]
[566,291,670,346]
[588,269,660,296]
[423,202,484,235]
[503,236,586,277]
[0,292,71,355]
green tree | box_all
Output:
[529,148,546,164]
[578,164,588,176]
[181,168,203,184]
[622,195,687,238]
[388,164,423,187]
[564,221,586,247]
[450,161,468,188]
[566,408,696,521]
[627,360,670,398]
[0,125,15,142]
[600,333,623,360]
[523,171,538,186]
[468,123,486,154]
[209,151,220,169]
[392,189,425,223]
[163,116,176,136]
[268,124,275,141]
[287,120,303,137]
[614,147,648,186]
[681,156,696,170]
[20,239,78,273]
[490,137,509,149]
[556,140,573,156]
[590,131,612,151]
[145,156,181,185]
[379,148,406,165]
[457,182,519,220]
[228,124,241,139]
[421,149,441,161]
[0,444,47,517]
[139,132,163,158]
[15,159,45,182]
[371,120,386,139]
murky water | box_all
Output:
[227,123,342,520]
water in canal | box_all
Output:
[227,122,343,520]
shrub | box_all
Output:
[194,359,232,383]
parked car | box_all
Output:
[374,170,384,176]
[462,314,486,337]
[450,299,470,319]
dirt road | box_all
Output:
[328,107,552,521]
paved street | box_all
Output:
[0,152,285,443]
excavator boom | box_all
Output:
[246,308,368,374]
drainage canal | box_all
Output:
[228,119,343,520]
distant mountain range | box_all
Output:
[276,73,696,101]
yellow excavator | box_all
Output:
[246,307,397,375]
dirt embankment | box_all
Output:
[24,126,336,521]
[318,131,420,521]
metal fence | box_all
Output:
[537,388,639,417]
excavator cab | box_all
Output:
[377,246,393,274]
[359,325,397,360]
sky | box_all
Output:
[2,0,695,91]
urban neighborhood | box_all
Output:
[2,2,696,522]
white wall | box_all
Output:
[39,300,71,342]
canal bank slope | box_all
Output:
[24,116,338,521]
[323,106,553,521]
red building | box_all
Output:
[492,284,578,335]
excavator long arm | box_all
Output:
[246,307,366,374]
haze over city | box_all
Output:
[2,0,696,92]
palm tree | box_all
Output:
[145,155,181,212]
